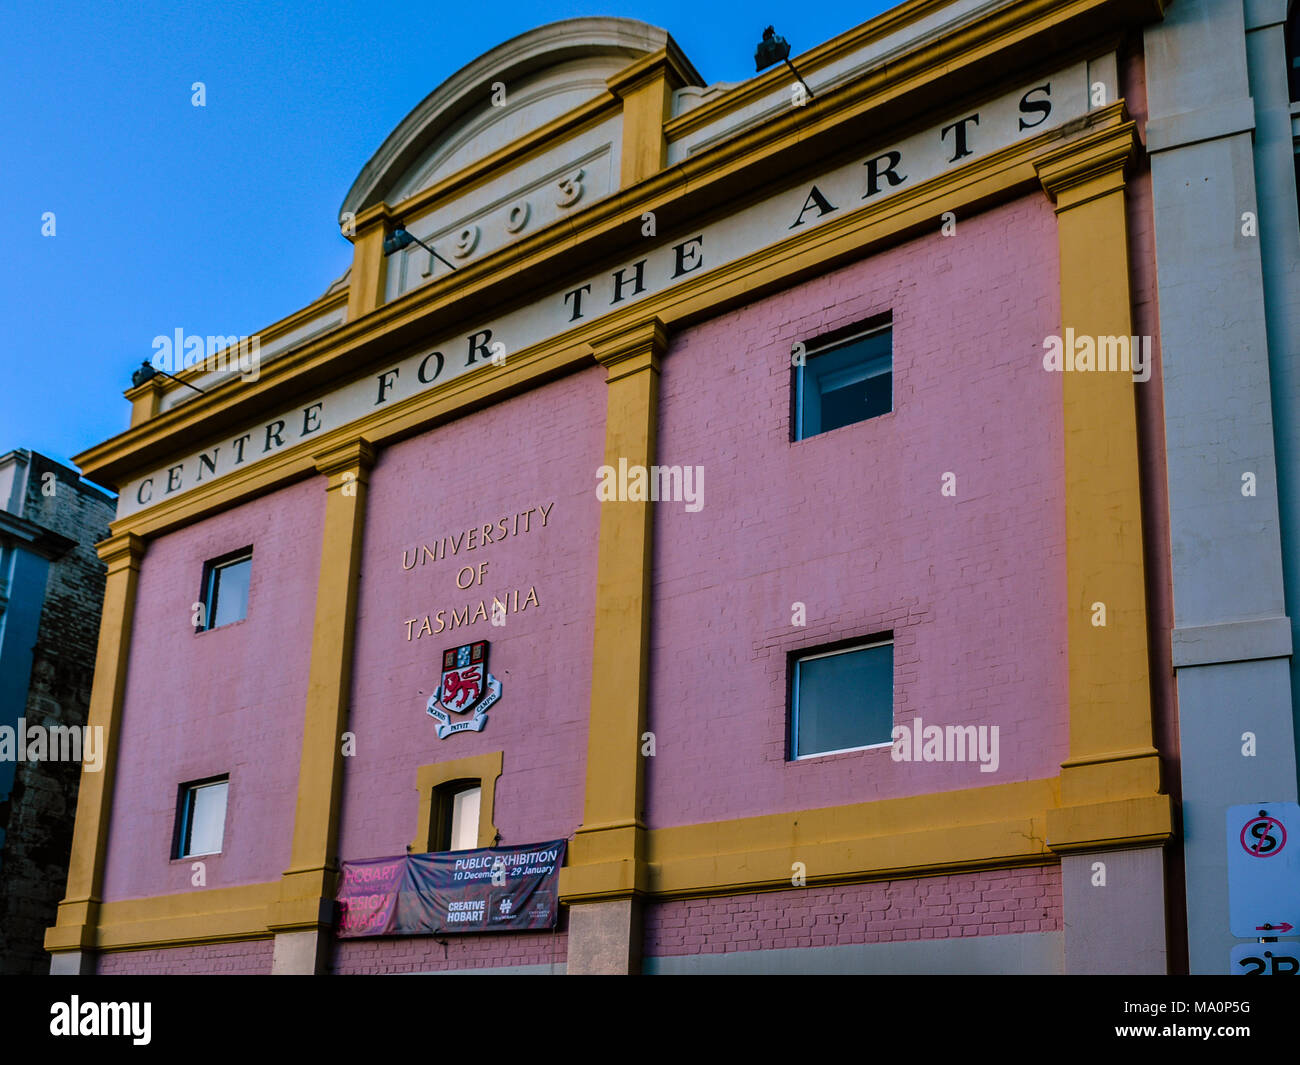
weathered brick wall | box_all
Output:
[96,939,274,975]
[643,866,1062,959]
[0,454,114,974]
[333,929,568,974]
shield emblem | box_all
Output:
[436,641,489,716]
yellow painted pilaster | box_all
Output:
[266,437,374,958]
[45,532,145,960]
[1034,111,1171,849]
[607,46,693,188]
[566,319,665,908]
[124,377,168,427]
[345,206,393,321]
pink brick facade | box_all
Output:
[644,867,1062,957]
[647,192,1066,826]
[83,198,1075,972]
[50,12,1182,978]
[334,930,567,974]
[335,365,604,858]
[97,939,274,975]
[327,368,604,972]
[101,479,324,901]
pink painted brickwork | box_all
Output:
[647,192,1066,827]
[102,479,324,900]
[334,930,567,974]
[96,938,273,975]
[335,367,605,857]
[644,866,1062,957]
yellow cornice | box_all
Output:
[1046,794,1174,853]
[606,44,696,99]
[350,201,396,235]
[74,2,1163,493]
[590,317,667,374]
[77,111,1113,502]
[93,108,1127,542]
[95,531,145,571]
[152,287,351,397]
[566,778,1061,903]
[52,883,279,953]
[663,0,1162,141]
[664,0,953,140]
[312,436,376,478]
[1034,105,1139,206]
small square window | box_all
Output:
[197,548,252,631]
[790,639,894,759]
[434,782,482,852]
[174,776,229,858]
[794,322,892,440]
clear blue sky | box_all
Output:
[2,1,891,482]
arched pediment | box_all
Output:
[340,17,694,220]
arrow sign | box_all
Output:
[1227,803,1300,939]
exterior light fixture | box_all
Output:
[755,25,815,99]
[130,360,208,395]
[383,223,457,273]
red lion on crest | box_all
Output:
[440,666,482,710]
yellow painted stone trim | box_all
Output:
[563,778,1061,901]
[267,438,376,934]
[412,751,504,852]
[93,113,1118,544]
[46,772,1171,953]
[570,319,664,892]
[43,532,145,955]
[1035,114,1166,822]
[607,47,692,189]
[97,883,276,952]
[74,8,1149,489]
[347,209,392,323]
[124,376,168,428]
[1046,794,1174,853]
[664,0,1164,141]
[155,289,352,396]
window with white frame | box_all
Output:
[174,776,229,858]
[789,638,894,759]
[794,320,892,440]
[197,547,252,631]
[434,781,482,852]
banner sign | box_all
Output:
[336,840,565,937]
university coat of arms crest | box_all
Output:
[426,640,502,739]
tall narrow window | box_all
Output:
[174,776,229,858]
[789,638,894,759]
[794,321,892,440]
[197,547,252,631]
[434,781,482,852]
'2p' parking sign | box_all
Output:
[1230,942,1300,975]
